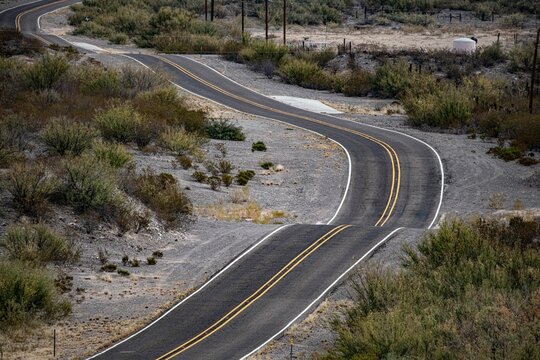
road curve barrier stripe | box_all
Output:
[154,55,401,227]
[156,224,351,359]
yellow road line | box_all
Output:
[155,55,401,226]
[15,0,67,32]
[157,224,351,360]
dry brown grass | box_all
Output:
[195,200,287,224]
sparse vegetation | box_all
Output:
[92,141,133,168]
[192,171,208,183]
[260,162,274,170]
[147,256,157,265]
[95,104,141,143]
[206,119,246,141]
[236,170,256,186]
[42,117,99,156]
[251,141,267,152]
[323,217,540,359]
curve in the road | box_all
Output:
[2,2,445,359]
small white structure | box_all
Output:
[453,38,477,53]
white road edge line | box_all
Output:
[180,55,445,229]
[0,0,45,15]
[36,2,72,30]
[124,54,353,226]
[239,226,405,360]
[86,224,290,359]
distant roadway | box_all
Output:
[1,2,444,359]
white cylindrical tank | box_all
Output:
[453,38,477,53]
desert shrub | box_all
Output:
[293,48,336,68]
[147,256,157,265]
[260,162,274,170]
[487,146,523,161]
[119,66,169,96]
[192,171,207,183]
[7,162,58,216]
[218,160,234,174]
[501,13,527,28]
[279,58,335,90]
[0,260,71,325]
[385,12,434,26]
[341,69,373,97]
[133,169,192,227]
[477,44,506,67]
[240,40,288,66]
[92,141,132,168]
[42,117,99,156]
[152,250,163,258]
[404,83,473,128]
[176,154,192,169]
[153,31,220,53]
[0,223,77,265]
[508,42,535,73]
[160,127,204,155]
[109,33,129,44]
[518,157,539,166]
[208,176,222,191]
[23,54,69,91]
[133,87,207,133]
[252,141,267,152]
[95,104,142,143]
[236,170,255,185]
[62,154,117,211]
[322,217,540,360]
[76,65,120,97]
[222,173,233,187]
[117,268,130,276]
[0,30,44,57]
[206,119,246,141]
[0,115,29,167]
[101,263,117,272]
[504,113,540,151]
[373,60,412,99]
[220,39,244,62]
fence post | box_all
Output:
[53,329,56,358]
[530,26,540,113]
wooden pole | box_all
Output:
[283,0,287,45]
[529,27,540,114]
[205,0,208,21]
[210,0,214,21]
[265,0,269,42]
[241,0,245,39]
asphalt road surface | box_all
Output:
[2,2,444,359]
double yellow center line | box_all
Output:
[156,224,351,359]
[155,55,401,227]
[14,0,68,44]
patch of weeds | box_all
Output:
[152,251,163,258]
[101,263,117,272]
[488,193,506,210]
[208,176,222,191]
[222,173,233,187]
[0,223,77,265]
[251,141,267,152]
[130,258,140,267]
[206,119,246,141]
[518,157,539,166]
[176,154,192,169]
[192,171,207,183]
[147,256,156,265]
[23,54,69,91]
[92,141,132,168]
[97,248,108,265]
[121,255,129,265]
[230,186,250,204]
[95,103,142,143]
[117,268,130,276]
[7,161,58,216]
[487,146,522,161]
[218,159,234,174]
[42,117,99,156]
[160,127,204,156]
[260,162,274,170]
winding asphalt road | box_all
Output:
[1,2,444,359]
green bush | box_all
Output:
[133,169,192,227]
[42,117,99,156]
[260,162,274,170]
[487,146,523,161]
[501,13,527,28]
[7,162,58,215]
[240,40,288,66]
[508,42,535,73]
[109,33,129,44]
[0,114,28,168]
[322,217,540,359]
[160,127,204,155]
[24,54,69,91]
[341,69,373,97]
[0,223,77,265]
[120,66,169,96]
[218,159,234,174]
[222,173,233,187]
[117,268,130,276]
[373,60,413,99]
[206,119,245,141]
[236,170,255,185]
[279,58,335,90]
[147,256,157,265]
[293,48,336,68]
[95,104,142,143]
[176,154,192,169]
[76,65,120,97]
[477,44,506,67]
[0,260,71,325]
[192,171,207,183]
[92,141,133,168]
[154,31,221,53]
[251,141,267,152]
[63,155,117,211]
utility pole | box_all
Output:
[265,0,269,42]
[241,0,245,41]
[205,0,208,21]
[283,0,287,45]
[211,0,214,21]
[530,26,540,114]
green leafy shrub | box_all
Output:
[92,141,132,168]
[508,42,535,73]
[322,217,540,359]
[76,65,120,97]
[293,48,336,67]
[0,114,29,168]
[133,169,192,227]
[0,260,71,325]
[147,256,156,265]
[24,54,69,91]
[252,141,267,152]
[218,159,234,174]
[0,223,77,265]
[373,60,412,99]
[236,170,255,185]
[279,58,335,90]
[101,263,117,272]
[260,162,274,170]
[501,13,527,28]
[7,162,58,215]
[477,44,506,67]
[152,250,163,258]
[192,171,207,183]
[117,268,130,276]
[109,33,129,44]
[63,155,117,211]
[222,173,233,187]
[95,104,142,143]
[42,117,98,156]
[205,119,245,141]
[120,66,169,96]
[240,40,288,66]
[341,69,373,97]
